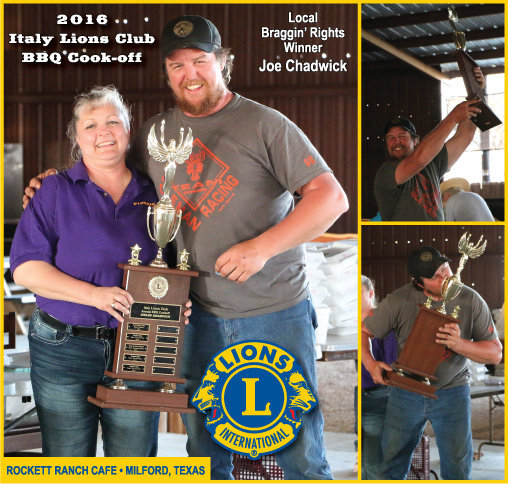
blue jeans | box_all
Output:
[381,385,473,480]
[361,385,390,480]
[28,308,160,456]
[180,297,332,480]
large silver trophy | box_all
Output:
[146,122,194,267]
[448,6,502,131]
[88,123,198,412]
[438,232,487,316]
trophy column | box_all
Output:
[88,124,198,412]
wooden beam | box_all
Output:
[362,4,504,30]
[442,66,505,78]
[422,48,504,67]
[361,29,451,83]
[362,61,504,78]
[362,28,503,51]
[4,84,358,104]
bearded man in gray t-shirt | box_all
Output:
[134,16,348,480]
[374,80,484,222]
[362,245,502,480]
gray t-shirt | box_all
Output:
[364,282,498,390]
[131,94,331,318]
[445,191,495,221]
[374,147,448,221]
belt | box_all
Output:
[38,310,115,341]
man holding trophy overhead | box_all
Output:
[374,7,501,222]
[361,237,502,480]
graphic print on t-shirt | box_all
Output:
[410,172,440,219]
[158,138,239,232]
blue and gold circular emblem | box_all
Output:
[192,341,316,460]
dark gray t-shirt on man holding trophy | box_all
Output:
[131,93,331,319]
[364,282,498,390]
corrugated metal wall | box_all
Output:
[361,225,504,310]
[361,59,442,219]
[4,3,358,234]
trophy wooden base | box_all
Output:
[386,371,437,399]
[467,98,502,132]
[384,304,462,400]
[87,263,199,413]
[453,49,502,132]
[87,384,195,413]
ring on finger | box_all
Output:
[111,302,116,309]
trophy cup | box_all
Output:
[386,233,487,399]
[88,124,198,412]
[448,6,502,131]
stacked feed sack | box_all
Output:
[306,239,358,343]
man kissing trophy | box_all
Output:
[386,232,487,398]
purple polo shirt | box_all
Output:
[361,332,398,389]
[10,161,159,328]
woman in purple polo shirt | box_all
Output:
[10,86,164,456]
[360,275,397,479]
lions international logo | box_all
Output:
[192,341,317,460]
[147,276,169,299]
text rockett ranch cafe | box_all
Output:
[8,14,150,64]
[259,11,348,73]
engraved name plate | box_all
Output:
[131,302,181,322]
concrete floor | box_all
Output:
[95,431,504,480]
[5,335,504,479]
[95,430,359,480]
[431,435,505,481]
[6,430,504,480]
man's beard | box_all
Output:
[172,82,225,116]
[387,148,409,161]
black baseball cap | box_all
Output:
[161,15,221,59]
[407,246,451,279]
[383,116,417,137]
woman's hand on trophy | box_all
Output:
[436,322,462,350]
[183,299,192,325]
[91,286,134,323]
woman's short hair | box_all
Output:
[361,275,378,308]
[67,85,131,162]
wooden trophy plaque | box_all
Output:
[452,49,502,132]
[88,263,198,412]
[386,304,461,399]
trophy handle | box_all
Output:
[146,206,156,242]
[167,210,182,243]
